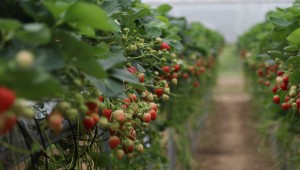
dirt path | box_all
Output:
[196,76,274,170]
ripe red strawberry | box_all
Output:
[183,73,189,79]
[281,102,290,110]
[285,96,290,102]
[102,108,112,121]
[143,113,151,123]
[172,73,178,79]
[127,66,137,74]
[85,101,99,115]
[194,82,199,87]
[128,94,137,102]
[82,116,95,130]
[273,95,280,104]
[0,87,16,114]
[161,66,170,74]
[154,88,164,97]
[0,114,17,135]
[123,140,134,154]
[138,73,145,82]
[109,136,121,149]
[283,75,289,85]
[280,83,288,91]
[98,96,104,102]
[173,64,180,72]
[257,69,263,77]
[277,70,284,76]
[48,112,63,134]
[160,42,170,50]
[272,86,278,94]
[123,98,131,104]
[149,109,157,121]
[296,98,300,109]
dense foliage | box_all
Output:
[239,0,300,168]
[0,0,223,169]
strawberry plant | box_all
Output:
[0,0,223,169]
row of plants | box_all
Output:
[0,0,224,169]
[238,0,300,168]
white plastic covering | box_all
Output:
[142,0,293,42]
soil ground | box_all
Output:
[195,75,275,170]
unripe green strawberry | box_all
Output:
[116,149,125,159]
[136,143,144,153]
[162,94,169,101]
[98,116,108,128]
[65,108,78,121]
[156,37,163,43]
[129,45,138,52]
[22,107,35,119]
[164,88,170,94]
[171,78,177,85]
[58,101,71,111]
[146,93,153,102]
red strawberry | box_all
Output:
[98,96,104,102]
[138,73,145,82]
[173,64,180,72]
[273,95,280,104]
[0,114,17,135]
[0,87,16,114]
[277,70,284,76]
[172,73,178,79]
[85,101,99,115]
[194,82,199,87]
[82,116,95,130]
[281,102,290,110]
[257,69,263,77]
[280,83,288,91]
[272,86,278,94]
[160,42,170,50]
[109,136,121,149]
[91,113,99,123]
[283,75,289,85]
[285,96,290,102]
[128,94,137,102]
[127,66,137,74]
[183,73,189,79]
[296,98,300,109]
[102,108,112,121]
[154,88,164,97]
[123,140,134,154]
[143,113,151,123]
[265,81,270,87]
[149,109,157,121]
[161,66,170,74]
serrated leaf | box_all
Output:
[64,2,118,31]
[87,76,124,97]
[98,52,126,70]
[109,68,139,84]
[269,16,291,27]
[0,19,22,32]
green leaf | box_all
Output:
[284,45,299,52]
[156,16,170,26]
[286,56,300,66]
[15,23,51,45]
[287,28,300,46]
[145,20,168,38]
[98,52,126,70]
[56,31,107,78]
[93,43,110,58]
[0,19,22,32]
[64,2,118,31]
[109,68,139,84]
[101,0,121,16]
[156,4,172,15]
[267,50,283,59]
[43,1,71,20]
[289,68,300,84]
[269,16,290,27]
[34,47,64,71]
[87,77,124,97]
